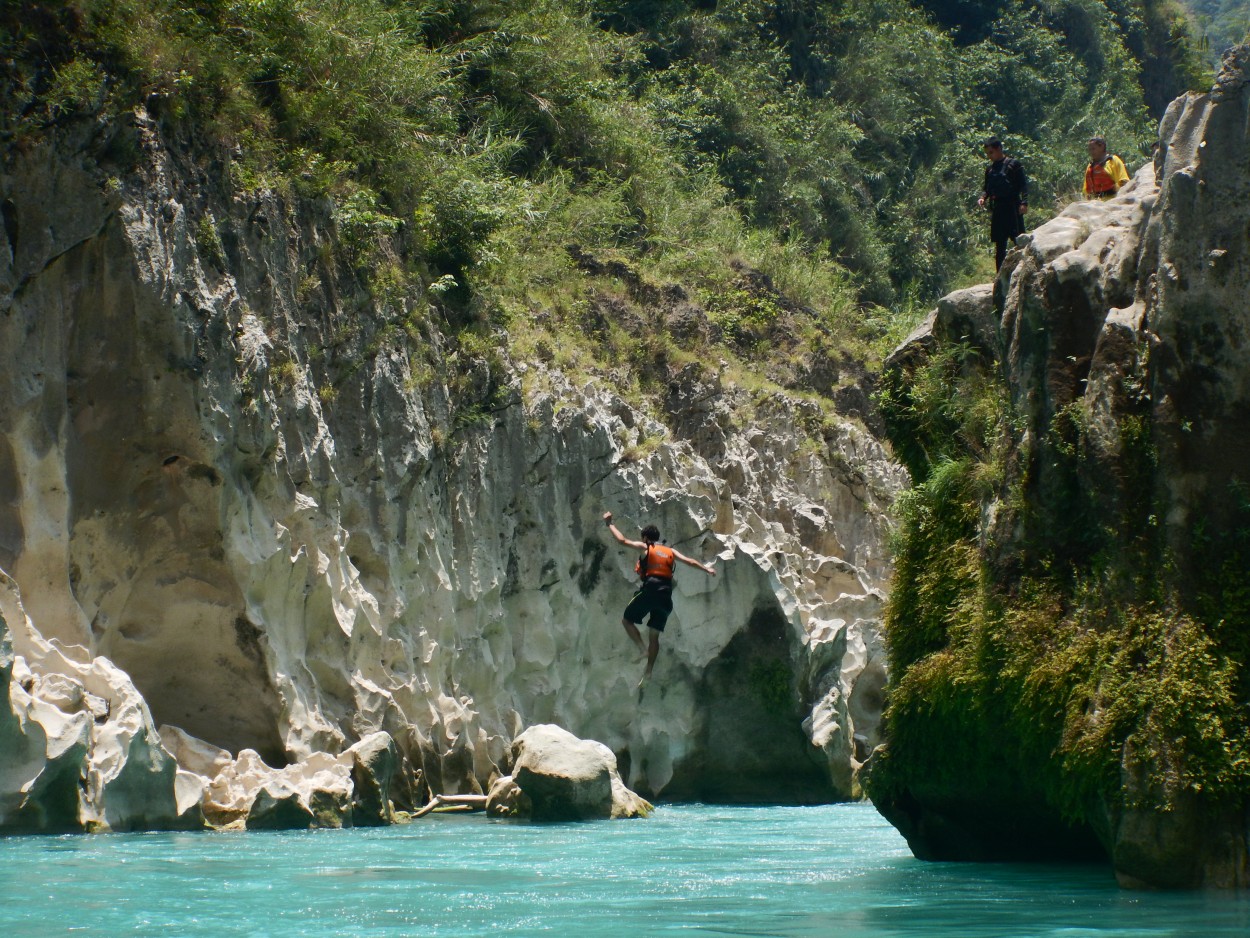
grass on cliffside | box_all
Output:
[0,0,1207,425]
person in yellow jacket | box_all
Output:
[1084,136,1130,199]
[603,511,715,685]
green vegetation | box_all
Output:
[748,657,796,715]
[0,0,1236,845]
[870,336,1250,842]
[0,0,1208,420]
[195,213,226,269]
[1180,0,1250,60]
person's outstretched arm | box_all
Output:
[603,512,647,550]
[672,547,716,576]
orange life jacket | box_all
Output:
[635,544,676,581]
[1085,159,1119,195]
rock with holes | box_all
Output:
[511,724,651,821]
[485,774,527,817]
[0,572,194,833]
[200,748,354,830]
[158,729,397,830]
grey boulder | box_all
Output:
[511,724,651,821]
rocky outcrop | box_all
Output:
[0,104,904,828]
[871,47,1250,888]
[159,728,400,830]
[485,774,526,817]
[884,283,998,373]
[509,723,651,820]
[0,571,193,832]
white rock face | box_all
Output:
[511,723,650,820]
[0,117,905,828]
[0,571,188,831]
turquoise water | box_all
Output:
[3,804,1248,937]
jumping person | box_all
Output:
[603,511,716,685]
[977,137,1028,271]
[1083,136,1129,200]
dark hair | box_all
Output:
[1087,135,1107,148]
[982,136,1003,148]
[640,524,660,544]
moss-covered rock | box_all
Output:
[869,48,1250,889]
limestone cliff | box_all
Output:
[869,48,1250,888]
[0,113,904,831]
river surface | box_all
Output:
[3,803,1248,936]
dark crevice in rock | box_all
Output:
[659,602,831,805]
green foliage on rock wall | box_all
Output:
[876,574,1250,823]
[870,346,1250,841]
[0,0,1206,402]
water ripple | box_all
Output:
[2,804,1248,937]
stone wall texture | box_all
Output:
[873,46,1250,888]
[0,110,904,830]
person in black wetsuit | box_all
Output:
[977,137,1028,270]
[603,512,716,686]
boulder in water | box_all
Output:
[0,573,193,833]
[485,774,527,817]
[348,731,398,826]
[511,724,651,821]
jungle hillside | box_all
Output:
[1,0,1210,418]
[1180,0,1250,58]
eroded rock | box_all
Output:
[511,724,650,821]
[0,101,905,828]
[485,774,527,817]
[0,572,192,833]
[348,731,399,826]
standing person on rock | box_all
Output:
[1083,136,1130,200]
[602,512,716,686]
[977,136,1029,271]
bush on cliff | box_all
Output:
[0,0,1205,405]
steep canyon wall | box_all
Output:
[871,47,1250,888]
[0,114,904,830]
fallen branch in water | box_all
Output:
[411,793,490,819]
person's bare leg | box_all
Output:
[622,619,647,656]
[643,630,660,681]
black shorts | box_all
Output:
[623,578,673,632]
